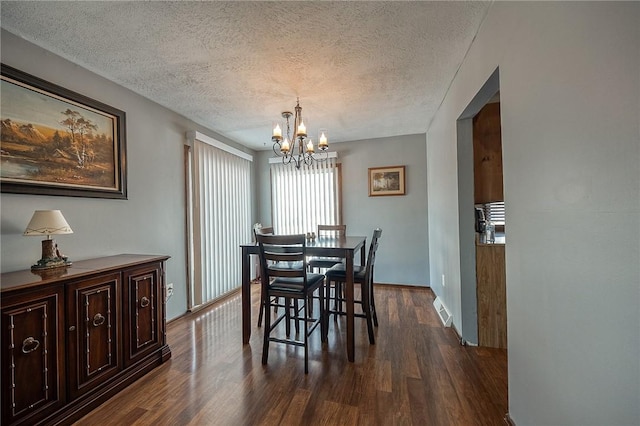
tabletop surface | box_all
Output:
[1,254,170,293]
[241,235,367,250]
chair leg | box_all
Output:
[262,291,271,365]
[257,281,268,327]
[257,291,265,327]
[324,279,331,335]
[304,295,309,374]
[294,299,300,335]
[285,297,291,337]
[335,282,343,320]
[319,283,327,343]
[307,269,316,315]
[257,300,264,327]
[308,292,314,315]
[327,279,337,320]
[361,281,375,345]
[370,283,378,327]
[259,295,280,328]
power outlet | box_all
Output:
[441,274,446,287]
[166,282,174,300]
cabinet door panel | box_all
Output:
[67,273,121,400]
[123,263,164,367]
[1,286,65,425]
[476,244,507,349]
[473,101,503,204]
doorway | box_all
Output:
[456,68,506,348]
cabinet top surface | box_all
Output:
[1,254,170,293]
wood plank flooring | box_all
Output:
[74,284,508,425]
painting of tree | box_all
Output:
[0,64,126,198]
[368,165,406,196]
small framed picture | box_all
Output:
[368,165,406,196]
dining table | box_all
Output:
[240,235,367,362]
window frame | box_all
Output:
[269,161,343,234]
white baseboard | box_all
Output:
[432,296,453,327]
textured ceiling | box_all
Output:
[0,1,490,151]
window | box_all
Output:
[186,132,252,310]
[270,157,341,234]
[482,201,505,226]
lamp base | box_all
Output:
[31,239,72,271]
[31,257,72,271]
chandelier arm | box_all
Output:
[281,154,292,165]
[272,142,282,157]
[293,154,302,170]
[305,151,316,166]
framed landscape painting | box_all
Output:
[1,64,127,199]
[368,165,406,196]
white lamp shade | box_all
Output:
[23,210,73,236]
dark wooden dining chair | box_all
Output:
[307,224,346,316]
[324,228,382,345]
[255,226,308,332]
[254,226,274,238]
[256,233,326,374]
[308,224,347,272]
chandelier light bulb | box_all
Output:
[306,139,314,153]
[281,137,291,153]
[297,120,307,137]
[272,122,282,140]
[318,130,328,150]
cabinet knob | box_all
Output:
[92,313,106,327]
[69,325,76,332]
[21,336,40,354]
[140,297,150,308]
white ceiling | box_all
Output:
[0,1,490,151]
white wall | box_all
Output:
[427,3,639,425]
[256,134,430,286]
[0,30,257,320]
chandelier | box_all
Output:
[271,98,329,169]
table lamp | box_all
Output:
[23,210,73,270]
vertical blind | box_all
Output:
[187,133,252,310]
[270,158,340,234]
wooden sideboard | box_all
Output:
[1,254,171,426]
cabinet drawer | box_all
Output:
[1,286,66,426]
[66,273,122,400]
[122,263,164,367]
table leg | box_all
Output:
[345,251,355,362]
[241,246,251,344]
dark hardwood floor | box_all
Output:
[74,284,508,425]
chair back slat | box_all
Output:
[317,224,346,237]
[266,251,302,263]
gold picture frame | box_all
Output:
[368,165,406,196]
